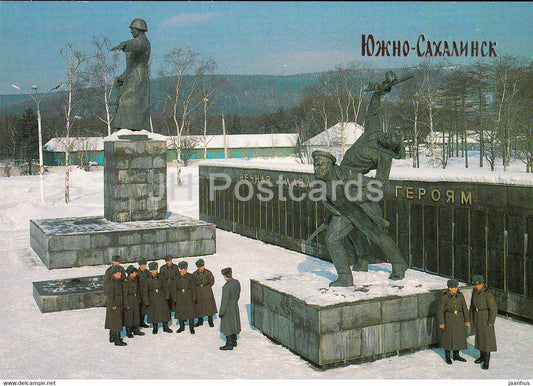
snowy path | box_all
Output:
[0,165,532,380]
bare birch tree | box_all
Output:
[489,56,521,171]
[59,43,86,203]
[159,47,216,184]
[88,36,119,136]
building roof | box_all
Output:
[44,133,299,152]
[303,122,364,147]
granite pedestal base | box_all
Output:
[30,213,216,269]
[104,139,167,222]
[33,275,104,313]
[251,269,471,369]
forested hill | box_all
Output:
[0,73,323,117]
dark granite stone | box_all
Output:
[33,275,105,313]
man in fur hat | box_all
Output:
[470,274,498,370]
[192,258,217,328]
[437,279,471,364]
[219,267,241,350]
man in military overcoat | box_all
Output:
[105,265,127,346]
[142,262,172,334]
[174,261,197,334]
[470,274,498,370]
[123,265,145,338]
[192,258,217,328]
[437,279,471,364]
[104,255,125,293]
[136,259,150,328]
[160,257,179,312]
[219,267,241,350]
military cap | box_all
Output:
[111,255,120,263]
[111,265,122,274]
[164,257,172,262]
[126,265,137,275]
[148,262,158,270]
[178,261,188,270]
[195,258,205,267]
[472,275,484,285]
[221,267,232,277]
[311,150,336,164]
[138,259,147,266]
[447,279,459,288]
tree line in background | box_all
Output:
[1,36,532,184]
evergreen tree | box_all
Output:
[15,108,38,175]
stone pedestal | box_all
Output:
[33,275,105,313]
[251,269,472,368]
[30,214,216,269]
[104,139,167,222]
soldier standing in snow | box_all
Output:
[437,279,471,364]
[136,259,150,328]
[160,257,179,313]
[470,275,497,370]
[123,265,145,338]
[174,261,197,334]
[192,258,217,328]
[105,265,127,346]
[219,267,241,350]
[143,261,172,334]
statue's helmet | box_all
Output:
[129,18,148,32]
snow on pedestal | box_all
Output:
[251,264,472,368]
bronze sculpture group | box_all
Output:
[312,71,410,286]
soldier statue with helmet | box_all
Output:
[110,18,151,131]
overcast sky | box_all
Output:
[1,1,532,95]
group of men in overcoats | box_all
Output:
[104,255,241,350]
[437,275,498,369]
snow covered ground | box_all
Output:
[0,160,532,384]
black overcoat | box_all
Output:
[437,290,471,350]
[123,275,141,326]
[105,276,124,332]
[470,286,498,352]
[137,267,150,317]
[174,273,197,320]
[193,269,218,317]
[160,263,179,302]
[142,273,170,324]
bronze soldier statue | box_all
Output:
[105,265,127,346]
[437,279,471,364]
[310,71,410,286]
[470,275,498,370]
[110,18,151,131]
[192,258,218,328]
[219,267,241,350]
[174,261,198,334]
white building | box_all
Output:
[303,122,365,163]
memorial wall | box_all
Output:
[199,162,533,321]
